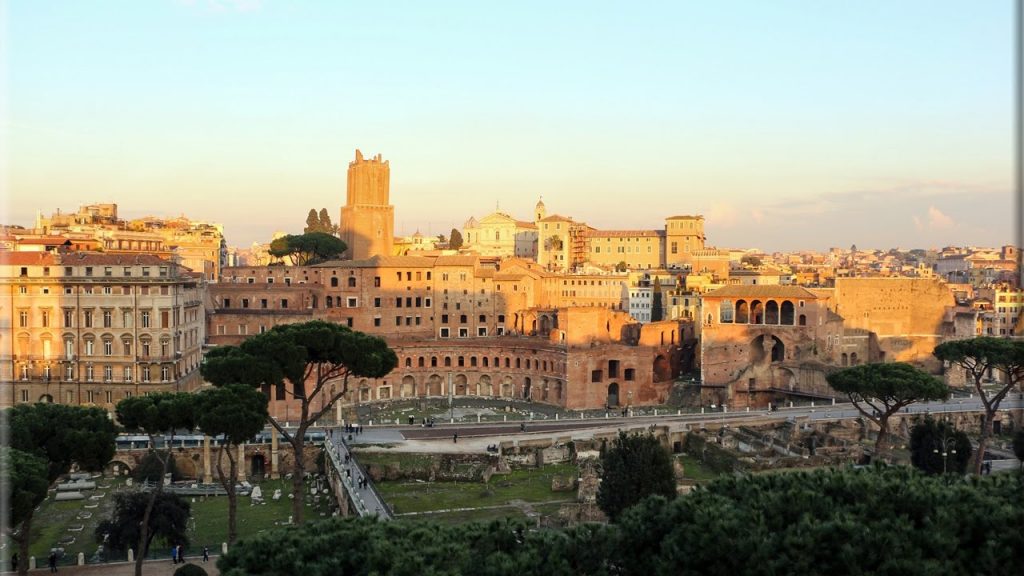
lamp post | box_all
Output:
[933,435,958,474]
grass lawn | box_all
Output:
[677,454,722,482]
[26,476,336,566]
[378,464,577,521]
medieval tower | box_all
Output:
[340,150,394,260]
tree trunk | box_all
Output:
[227,451,238,545]
[290,432,306,523]
[974,411,994,475]
[874,414,890,457]
[135,441,172,576]
[215,446,239,545]
[16,516,31,576]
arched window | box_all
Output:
[418,357,425,367]
[719,299,734,323]
[798,314,807,326]
[326,296,333,308]
[458,356,465,367]
[431,356,438,367]
[348,277,356,288]
[330,277,339,287]
[444,357,452,367]
[405,357,412,368]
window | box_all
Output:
[440,327,450,338]
[281,299,289,309]
[64,365,73,380]
[374,297,381,307]
[86,365,94,381]
[104,365,113,381]
[123,340,132,356]
[106,390,114,403]
[396,316,402,326]
[103,310,112,327]
[141,311,151,328]
[460,315,467,323]
[159,266,168,277]
[442,314,449,323]
[479,314,486,323]
[396,297,403,308]
[142,366,151,382]
[348,277,356,288]
[142,267,150,277]
[64,310,74,327]
[18,310,28,327]
[261,299,268,309]
[104,266,112,276]
[21,389,28,402]
[65,267,73,276]
[123,311,132,327]
[18,285,27,294]
[478,327,487,336]
[124,266,132,276]
[85,340,95,356]
[85,267,93,276]
[347,297,358,308]
[84,310,93,328]
[624,368,636,381]
[425,297,432,307]
[458,328,469,338]
[142,341,151,356]
[331,277,339,287]
[65,339,74,359]
[161,366,170,381]
[373,317,381,327]
[242,298,249,308]
[223,298,231,308]
[374,276,381,287]
[103,340,113,356]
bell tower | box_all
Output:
[340,150,394,259]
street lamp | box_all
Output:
[933,435,958,474]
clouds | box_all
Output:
[913,206,956,231]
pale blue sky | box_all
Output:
[2,0,1015,252]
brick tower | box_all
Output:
[340,150,394,260]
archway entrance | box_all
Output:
[607,382,619,407]
[523,377,532,400]
[251,454,266,478]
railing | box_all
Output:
[323,433,392,520]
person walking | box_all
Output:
[202,546,210,563]
[48,551,57,573]
[171,546,178,564]
[177,544,184,564]
[453,432,458,443]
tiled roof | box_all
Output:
[59,252,171,266]
[0,251,58,266]
[588,230,664,238]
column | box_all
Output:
[202,434,213,484]
[237,443,246,482]
[270,430,280,480]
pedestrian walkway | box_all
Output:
[325,431,392,520]
[2,558,219,575]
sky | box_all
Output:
[1,0,1016,253]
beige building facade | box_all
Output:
[1,251,206,410]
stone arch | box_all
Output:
[427,374,443,396]
[358,379,371,402]
[501,376,514,397]
[480,375,493,396]
[551,380,563,402]
[735,300,749,323]
[781,301,795,325]
[770,336,785,362]
[523,377,532,399]
[765,301,779,324]
[539,315,551,335]
[401,375,416,398]
[850,352,859,365]
[841,353,849,366]
[653,355,671,382]
[39,394,53,403]
[607,382,619,407]
[750,300,764,324]
[455,374,468,395]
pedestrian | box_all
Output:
[177,544,184,564]
[453,432,458,443]
[344,454,350,464]
[48,551,57,573]
[202,546,210,563]
[171,546,178,564]
[12,552,18,571]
